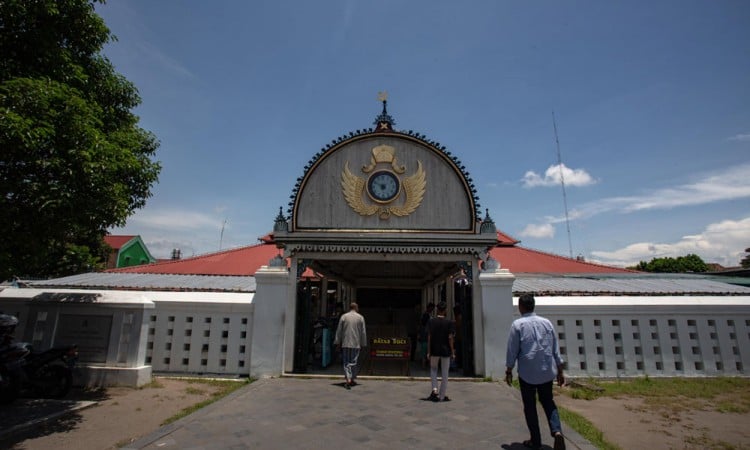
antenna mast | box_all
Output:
[552,111,573,258]
[219,219,227,251]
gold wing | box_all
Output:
[390,161,426,217]
[341,162,378,216]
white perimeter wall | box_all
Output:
[84,292,750,378]
[529,296,750,377]
[143,292,254,375]
[3,289,750,378]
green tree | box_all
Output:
[0,0,160,279]
[630,254,709,273]
[741,248,750,269]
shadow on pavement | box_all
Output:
[0,386,108,447]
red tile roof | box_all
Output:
[495,230,520,246]
[490,246,634,274]
[104,235,137,250]
[108,231,633,276]
[110,243,284,276]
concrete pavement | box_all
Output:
[124,377,597,450]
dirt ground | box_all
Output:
[556,390,750,449]
[0,378,230,450]
[2,377,749,449]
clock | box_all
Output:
[367,170,400,202]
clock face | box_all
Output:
[367,170,400,202]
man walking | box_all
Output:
[505,293,566,450]
[427,301,455,402]
[418,302,435,367]
[334,302,367,390]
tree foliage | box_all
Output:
[630,254,709,273]
[0,0,161,279]
[741,248,750,269]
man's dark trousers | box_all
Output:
[519,378,562,446]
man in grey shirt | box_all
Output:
[334,302,367,389]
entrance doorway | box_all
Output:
[357,287,420,336]
[291,265,476,377]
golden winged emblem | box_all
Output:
[341,145,426,219]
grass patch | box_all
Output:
[139,379,165,389]
[716,400,750,414]
[563,377,750,414]
[184,386,206,395]
[161,378,253,426]
[573,376,750,400]
[558,407,621,450]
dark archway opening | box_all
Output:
[291,259,475,377]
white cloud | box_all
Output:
[136,41,195,79]
[522,163,597,188]
[126,209,221,230]
[110,207,231,259]
[728,133,750,142]
[590,216,750,267]
[519,223,556,239]
[544,163,750,224]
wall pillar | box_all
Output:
[250,264,290,378]
[477,264,515,379]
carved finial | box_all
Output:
[269,254,286,267]
[483,255,500,271]
[480,208,496,234]
[273,206,288,232]
[373,91,395,131]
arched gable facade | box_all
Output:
[293,133,476,231]
[263,100,510,377]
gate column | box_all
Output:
[250,263,290,378]
[477,261,515,379]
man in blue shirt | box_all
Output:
[505,294,566,450]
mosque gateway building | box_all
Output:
[1,100,749,386]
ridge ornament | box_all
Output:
[341,145,426,220]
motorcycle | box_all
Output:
[0,313,26,404]
[0,314,78,403]
[22,342,78,399]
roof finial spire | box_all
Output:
[374,91,395,131]
[480,208,497,234]
[273,206,288,232]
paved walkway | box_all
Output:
[124,377,597,450]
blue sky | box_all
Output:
[99,1,750,268]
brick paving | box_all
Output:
[124,377,597,450]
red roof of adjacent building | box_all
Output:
[104,235,137,250]
[108,230,634,276]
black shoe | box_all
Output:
[553,433,566,450]
[441,396,451,402]
[428,391,439,402]
[345,383,351,390]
